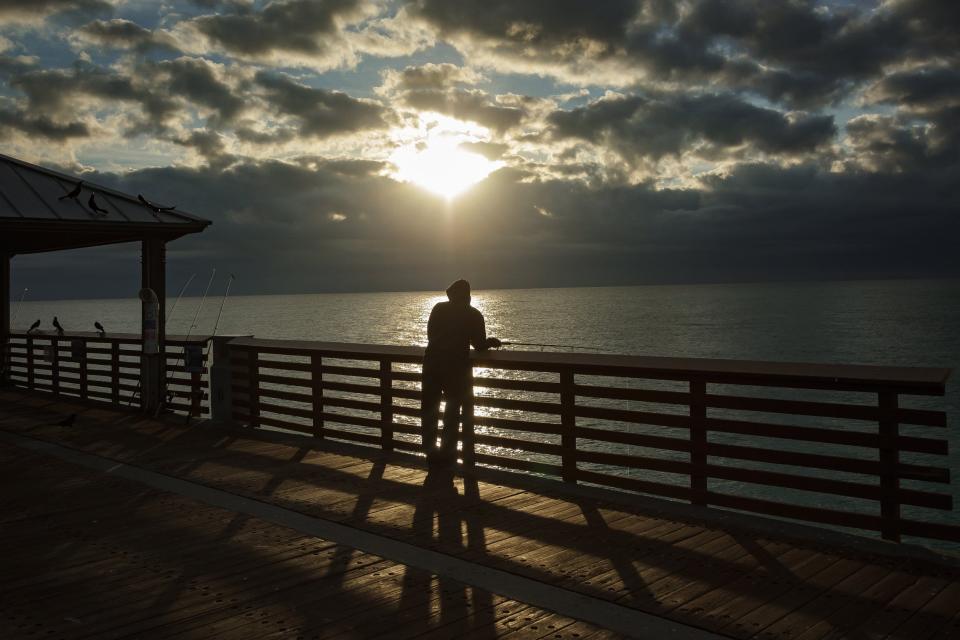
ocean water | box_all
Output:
[11,278,960,547]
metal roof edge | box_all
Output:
[0,153,211,225]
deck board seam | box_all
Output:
[0,429,728,640]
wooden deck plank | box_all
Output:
[2,390,958,640]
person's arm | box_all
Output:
[470,311,501,351]
[427,303,439,343]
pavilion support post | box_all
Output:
[140,239,166,414]
[0,253,9,387]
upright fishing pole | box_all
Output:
[211,274,235,338]
[11,287,27,329]
[179,273,235,425]
[187,268,216,340]
[166,273,195,323]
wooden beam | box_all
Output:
[140,239,166,414]
[0,252,9,386]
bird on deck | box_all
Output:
[58,180,83,201]
[55,414,76,427]
[94,321,106,337]
[28,319,40,334]
[52,316,64,335]
[88,194,109,217]
[137,194,177,214]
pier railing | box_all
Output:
[220,337,956,545]
[3,331,211,418]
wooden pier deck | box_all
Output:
[2,389,959,639]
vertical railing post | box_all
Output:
[190,370,202,418]
[879,391,901,542]
[110,342,120,405]
[462,365,476,468]
[311,354,324,439]
[380,358,393,451]
[560,369,576,483]
[690,377,707,506]
[79,340,88,401]
[209,335,248,427]
[247,348,260,428]
[26,336,34,390]
[51,337,60,397]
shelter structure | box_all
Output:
[0,153,211,413]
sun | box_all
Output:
[389,113,502,199]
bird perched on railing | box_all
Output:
[94,321,106,337]
[52,316,64,335]
[58,180,83,201]
[27,319,40,334]
[88,194,109,217]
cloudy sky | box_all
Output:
[2,0,958,298]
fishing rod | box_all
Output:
[166,273,195,322]
[11,287,27,329]
[187,268,216,338]
[498,341,615,352]
[210,274,235,338]
[156,268,215,419]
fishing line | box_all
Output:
[499,341,615,353]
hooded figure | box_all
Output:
[421,279,500,467]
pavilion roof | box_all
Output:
[0,154,211,254]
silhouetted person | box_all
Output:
[421,279,500,468]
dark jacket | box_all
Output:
[424,301,489,368]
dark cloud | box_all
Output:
[10,67,177,134]
[401,88,523,132]
[146,57,245,124]
[866,66,960,110]
[255,72,388,137]
[0,0,112,21]
[189,0,370,60]
[76,18,179,53]
[26,153,955,298]
[0,108,89,140]
[549,93,835,163]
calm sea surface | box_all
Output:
[12,278,960,547]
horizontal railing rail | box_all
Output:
[219,337,955,545]
[3,331,212,418]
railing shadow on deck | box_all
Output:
[3,390,958,639]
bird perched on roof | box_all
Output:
[52,316,64,335]
[94,321,105,337]
[28,319,40,334]
[88,194,109,217]
[58,180,83,201]
[138,194,177,214]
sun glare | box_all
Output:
[389,114,502,199]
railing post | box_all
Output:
[879,391,901,542]
[110,342,120,405]
[311,354,324,439]
[190,370,202,418]
[78,340,88,401]
[50,337,60,397]
[462,365,476,468]
[380,358,393,451]
[560,369,576,483]
[26,336,34,390]
[209,336,245,427]
[690,377,707,506]
[247,349,260,428]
